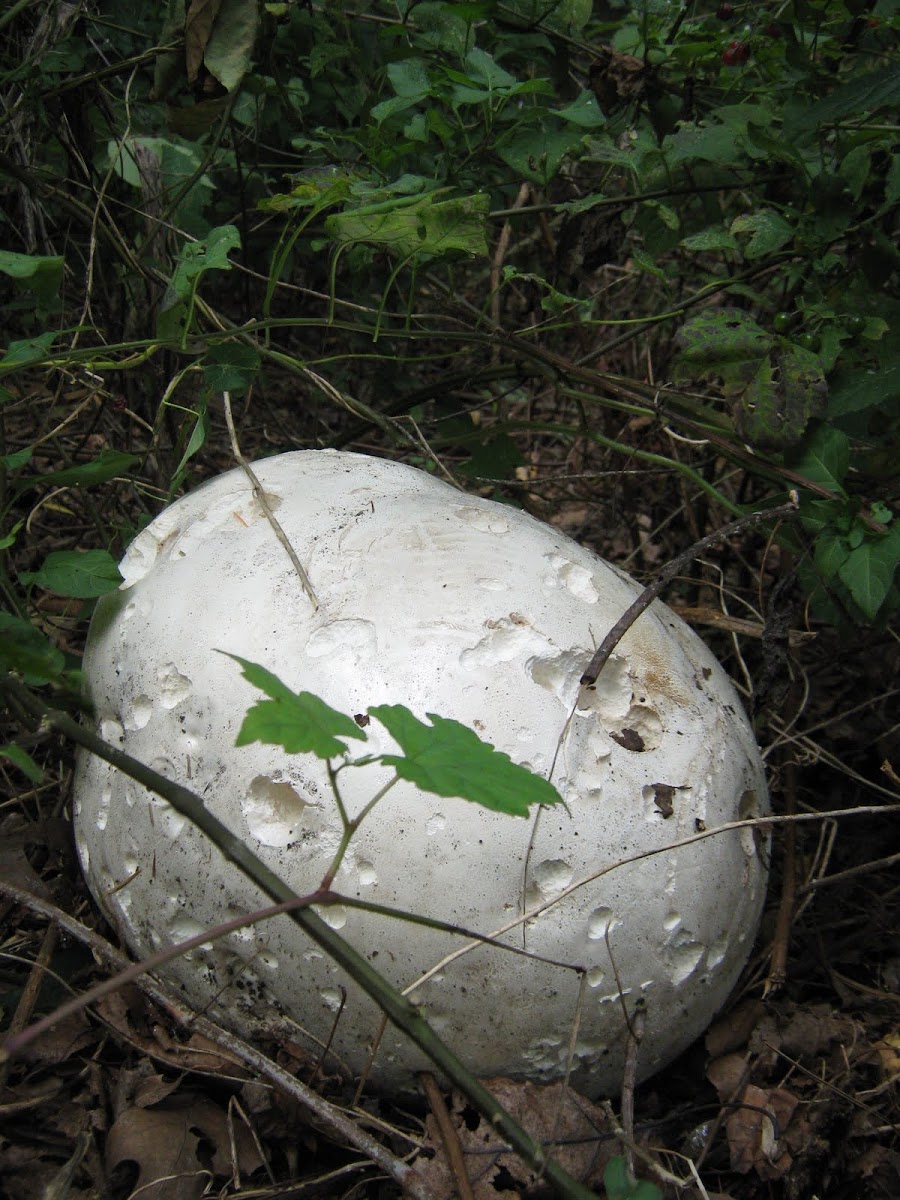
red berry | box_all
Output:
[765,22,781,36]
[717,2,735,18]
[722,40,750,64]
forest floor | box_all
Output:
[1,350,898,1200]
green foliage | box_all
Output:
[226,654,368,757]
[603,1156,662,1200]
[19,550,123,599]
[370,703,561,816]
[227,656,562,819]
[0,0,897,732]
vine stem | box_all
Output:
[580,496,799,687]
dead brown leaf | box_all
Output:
[106,1096,264,1199]
[95,987,247,1075]
[706,1001,765,1059]
[185,0,222,84]
[415,1077,613,1198]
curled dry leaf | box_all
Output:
[707,1054,802,1181]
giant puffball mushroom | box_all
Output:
[73,450,769,1097]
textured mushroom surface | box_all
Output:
[73,450,769,1096]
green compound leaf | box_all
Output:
[224,654,367,757]
[369,704,562,817]
[20,549,123,598]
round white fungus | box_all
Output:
[73,450,769,1096]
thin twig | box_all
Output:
[765,757,797,996]
[580,497,799,687]
[0,881,430,1200]
[420,1072,476,1200]
[221,391,318,608]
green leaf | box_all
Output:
[326,192,488,259]
[674,308,774,391]
[158,224,241,336]
[496,125,585,185]
[369,704,562,817]
[0,331,59,374]
[202,0,259,92]
[786,425,849,494]
[0,518,24,550]
[735,344,827,450]
[814,531,850,580]
[793,64,900,133]
[224,654,367,757]
[730,210,794,259]
[557,90,606,129]
[0,743,44,783]
[20,549,123,598]
[0,250,64,305]
[12,448,140,495]
[827,361,900,417]
[0,614,65,683]
[680,226,739,252]
[461,46,517,90]
[387,58,432,98]
[603,1155,662,1200]
[1,448,33,470]
[837,528,900,620]
[203,343,261,392]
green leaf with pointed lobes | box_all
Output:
[369,704,562,817]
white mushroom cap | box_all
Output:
[73,450,768,1096]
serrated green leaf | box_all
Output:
[224,653,367,757]
[674,309,773,393]
[369,704,561,817]
[837,528,900,620]
[20,549,123,598]
[0,613,65,682]
[730,210,794,259]
[0,743,44,783]
[735,344,827,450]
